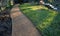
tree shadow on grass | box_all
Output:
[35,9,60,36]
[49,12,60,36]
[20,7,60,36]
[0,8,12,36]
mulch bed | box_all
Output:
[0,9,12,36]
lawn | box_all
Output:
[19,3,60,36]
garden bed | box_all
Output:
[0,8,12,36]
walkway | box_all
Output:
[11,4,41,36]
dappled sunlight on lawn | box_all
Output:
[20,4,48,11]
[37,12,58,30]
[27,6,48,10]
[20,3,60,36]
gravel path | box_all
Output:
[11,4,41,36]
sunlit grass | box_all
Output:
[19,3,60,36]
[27,6,48,10]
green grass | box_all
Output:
[19,3,60,36]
